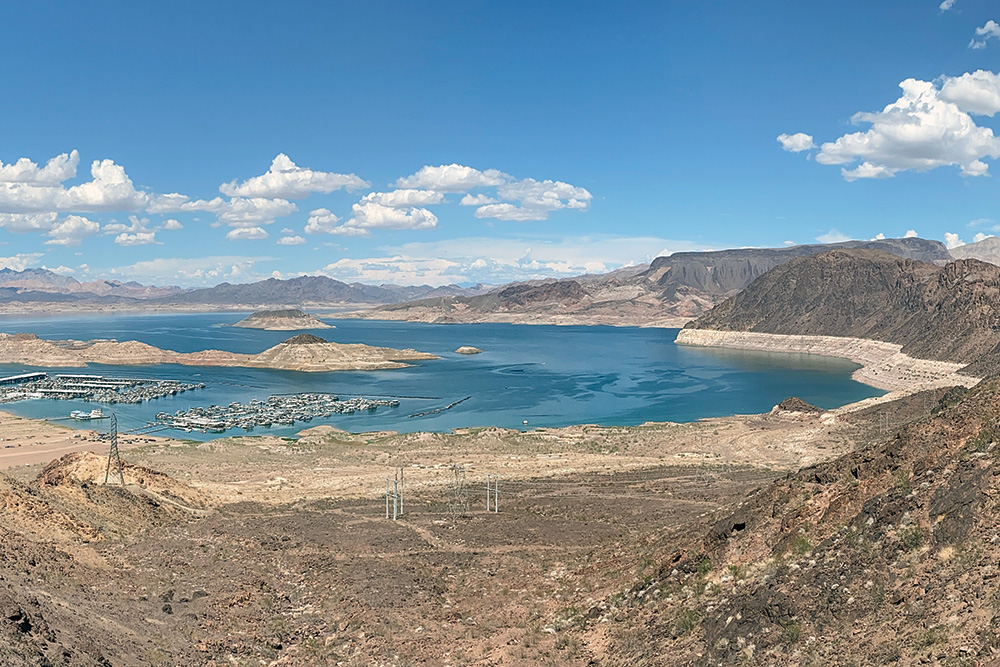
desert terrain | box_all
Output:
[0,370,943,666]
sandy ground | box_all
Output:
[0,413,170,468]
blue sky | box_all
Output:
[1,1,999,287]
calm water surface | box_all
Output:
[0,312,883,438]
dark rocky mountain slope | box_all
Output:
[687,249,1000,367]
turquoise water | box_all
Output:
[0,312,883,438]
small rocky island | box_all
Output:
[455,346,482,355]
[233,309,332,330]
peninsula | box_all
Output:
[0,332,437,372]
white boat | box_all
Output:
[70,408,105,420]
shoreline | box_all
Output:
[675,328,980,412]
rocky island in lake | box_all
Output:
[232,308,332,330]
[0,332,437,372]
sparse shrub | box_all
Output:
[696,557,712,577]
[899,526,924,552]
[782,620,802,644]
[917,626,948,648]
[894,469,912,495]
[790,535,813,555]
[675,608,700,636]
[727,563,746,580]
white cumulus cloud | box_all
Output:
[0,253,43,271]
[361,189,446,208]
[46,215,100,246]
[970,20,1000,49]
[816,229,851,243]
[944,232,964,249]
[776,133,816,152]
[940,70,1000,116]
[329,202,438,237]
[460,193,498,206]
[974,232,996,242]
[396,164,508,192]
[0,157,148,214]
[812,77,1000,180]
[115,231,158,246]
[0,212,59,233]
[304,208,341,234]
[904,229,918,238]
[940,0,956,10]
[219,154,369,198]
[0,151,79,184]
[277,235,306,245]
[226,226,269,241]
[150,195,296,229]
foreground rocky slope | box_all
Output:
[686,249,1000,370]
[583,381,1000,665]
[357,237,951,326]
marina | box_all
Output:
[0,372,205,405]
[150,393,401,433]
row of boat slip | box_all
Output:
[153,392,400,432]
[0,376,205,405]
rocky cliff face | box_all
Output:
[645,236,951,299]
[687,249,1000,366]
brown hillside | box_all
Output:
[585,379,1000,665]
[688,249,1000,366]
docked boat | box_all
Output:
[70,408,105,420]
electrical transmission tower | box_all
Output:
[449,464,469,521]
[104,413,124,486]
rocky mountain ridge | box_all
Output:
[685,249,1000,373]
[357,237,954,325]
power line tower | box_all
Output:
[104,413,124,486]
[449,464,468,521]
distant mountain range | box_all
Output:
[353,237,954,325]
[0,269,493,310]
[3,235,998,318]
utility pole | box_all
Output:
[396,466,404,516]
[104,413,124,486]
[385,477,399,520]
[486,474,499,513]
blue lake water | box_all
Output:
[0,312,883,438]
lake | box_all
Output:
[0,312,883,438]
